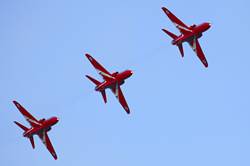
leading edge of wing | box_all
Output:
[85,53,112,79]
[13,101,41,127]
[161,7,191,34]
[188,38,208,67]
[38,131,58,160]
[111,84,130,114]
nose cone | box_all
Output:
[128,70,133,77]
[53,117,59,123]
[201,22,211,32]
[207,22,212,29]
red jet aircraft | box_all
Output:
[161,7,211,67]
[85,53,133,114]
[13,101,59,160]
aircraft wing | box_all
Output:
[85,54,114,81]
[13,101,41,127]
[111,83,130,114]
[188,37,208,67]
[38,130,57,160]
[162,7,191,34]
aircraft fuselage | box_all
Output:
[23,117,59,137]
[172,22,211,45]
[95,70,133,91]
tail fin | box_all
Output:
[162,29,184,57]
[86,75,108,103]
[14,121,35,149]
[162,29,177,39]
[29,136,35,149]
[101,90,107,103]
[86,75,101,85]
[177,44,184,57]
[14,121,28,131]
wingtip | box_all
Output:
[13,100,20,108]
[85,53,95,62]
[161,7,166,10]
[202,60,208,68]
[205,62,208,68]
[85,53,92,59]
[125,108,130,114]
[161,7,169,14]
[52,152,58,160]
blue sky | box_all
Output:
[0,0,250,165]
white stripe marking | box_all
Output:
[24,116,41,126]
[97,70,114,79]
[174,23,192,32]
[115,83,119,99]
[42,131,47,146]
[192,37,197,53]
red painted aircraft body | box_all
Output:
[13,101,59,160]
[162,7,211,67]
[85,53,133,114]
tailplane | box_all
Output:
[14,121,35,149]
[162,29,177,39]
[86,75,101,85]
[14,121,28,131]
[86,75,107,103]
[162,29,184,57]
